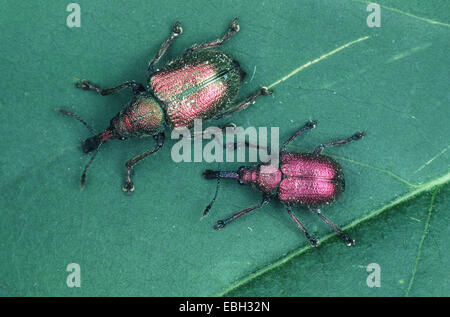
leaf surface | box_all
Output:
[0,0,448,296]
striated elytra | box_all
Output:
[57,18,272,192]
[203,120,365,247]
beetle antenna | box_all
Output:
[56,108,97,135]
[80,143,102,190]
[202,164,221,219]
[203,170,238,179]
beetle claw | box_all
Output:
[76,79,92,90]
[309,237,319,247]
[122,181,135,193]
[172,22,183,36]
[261,87,273,96]
[352,131,366,140]
[229,18,239,33]
[307,120,317,129]
[343,236,355,247]
[214,220,225,230]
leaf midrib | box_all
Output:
[217,171,450,296]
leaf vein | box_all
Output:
[217,172,449,296]
[267,36,370,89]
[351,0,450,27]
[405,187,438,296]
[414,145,450,173]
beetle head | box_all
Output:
[83,136,101,153]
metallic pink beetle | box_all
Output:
[203,121,365,247]
[57,19,271,192]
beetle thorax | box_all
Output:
[110,95,165,138]
[238,164,282,194]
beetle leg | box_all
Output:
[312,131,365,155]
[122,132,165,193]
[284,204,319,247]
[214,194,270,229]
[280,120,317,154]
[221,122,318,161]
[223,139,269,153]
[147,22,183,80]
[76,79,145,96]
[182,18,240,56]
[213,87,272,120]
[188,123,269,158]
[311,207,355,247]
[187,122,236,140]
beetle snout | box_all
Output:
[82,136,101,153]
[202,170,219,179]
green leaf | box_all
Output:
[226,184,450,297]
[1,0,448,296]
